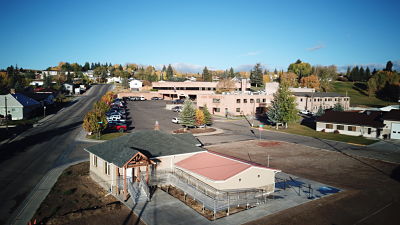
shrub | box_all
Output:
[321,129,325,133]
[333,130,340,134]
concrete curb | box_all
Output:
[8,160,89,225]
[193,127,224,137]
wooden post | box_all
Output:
[137,166,141,182]
[131,167,134,182]
[115,167,119,194]
[123,166,127,200]
[146,164,149,184]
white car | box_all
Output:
[171,117,180,124]
[300,110,313,116]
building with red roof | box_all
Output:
[175,151,280,192]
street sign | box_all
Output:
[259,124,264,130]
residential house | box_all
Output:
[24,92,55,106]
[63,83,74,94]
[316,110,384,138]
[0,93,41,120]
[129,79,143,91]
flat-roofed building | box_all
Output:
[151,79,251,100]
[294,92,350,113]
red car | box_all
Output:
[108,122,127,132]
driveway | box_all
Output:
[126,100,182,132]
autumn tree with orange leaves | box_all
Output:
[300,75,320,90]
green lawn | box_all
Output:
[262,123,378,146]
[87,132,126,140]
[332,81,394,107]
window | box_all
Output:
[238,178,241,182]
[326,124,333,129]
[256,99,260,103]
[250,99,254,103]
[236,99,241,103]
[93,155,98,167]
[244,99,247,103]
[314,99,316,102]
[300,98,303,102]
[215,108,220,112]
[104,162,110,175]
[348,126,356,132]
[368,128,371,134]
[337,125,344,130]
[257,175,260,178]
[236,108,240,112]
[263,98,266,103]
[12,108,15,111]
[212,98,220,103]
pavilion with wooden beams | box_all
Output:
[116,151,156,200]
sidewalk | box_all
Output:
[7,160,88,225]
[117,172,341,225]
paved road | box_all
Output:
[0,84,111,224]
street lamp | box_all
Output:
[43,106,46,118]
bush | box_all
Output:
[321,129,325,133]
[333,130,340,134]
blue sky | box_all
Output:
[0,0,399,72]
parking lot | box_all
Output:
[126,100,182,132]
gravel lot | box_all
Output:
[126,100,182,132]
[207,140,400,225]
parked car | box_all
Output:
[172,99,184,104]
[151,97,161,100]
[172,106,182,112]
[108,122,127,132]
[299,110,313,116]
[171,117,180,124]
[107,117,126,123]
[139,96,146,101]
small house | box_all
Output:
[316,110,384,138]
[129,79,143,91]
[0,93,40,120]
[382,110,400,140]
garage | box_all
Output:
[391,123,400,140]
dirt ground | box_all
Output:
[207,140,400,225]
[32,162,145,225]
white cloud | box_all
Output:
[307,44,325,51]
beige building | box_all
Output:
[151,79,251,100]
[294,92,350,113]
[175,151,280,193]
[197,92,273,116]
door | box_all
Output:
[391,123,400,140]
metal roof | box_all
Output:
[85,130,203,167]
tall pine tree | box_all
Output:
[166,64,173,80]
[250,63,263,87]
[202,67,211,82]
[179,99,196,127]
[267,83,298,128]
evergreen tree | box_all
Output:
[250,63,263,87]
[266,83,299,128]
[202,67,211,82]
[201,104,212,125]
[316,105,324,117]
[43,74,52,89]
[359,67,365,81]
[166,64,173,80]
[372,68,377,75]
[274,68,278,74]
[83,62,90,71]
[333,103,344,111]
[179,99,196,127]
[385,61,393,72]
[122,77,129,89]
[229,67,235,78]
[365,67,371,79]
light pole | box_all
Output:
[43,106,46,118]
[4,96,8,130]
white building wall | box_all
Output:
[316,122,378,138]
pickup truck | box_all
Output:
[108,122,127,132]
